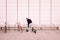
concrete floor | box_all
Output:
[0,30,60,40]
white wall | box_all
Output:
[18,0,28,25]
[52,0,60,25]
[0,0,6,25]
[41,0,50,25]
[0,0,60,26]
[29,0,39,25]
[7,0,17,25]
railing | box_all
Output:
[0,24,60,33]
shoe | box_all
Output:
[26,29,29,32]
[34,30,36,34]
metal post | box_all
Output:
[5,0,7,33]
[50,0,52,27]
[17,0,18,24]
[28,0,29,18]
[39,0,41,25]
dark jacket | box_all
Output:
[27,19,32,24]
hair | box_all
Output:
[26,18,28,19]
